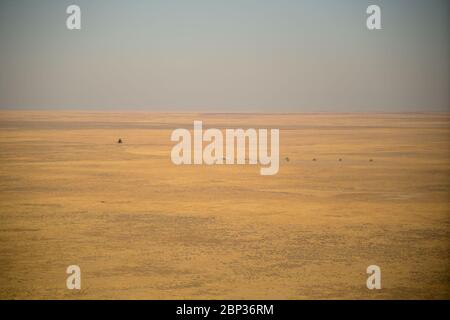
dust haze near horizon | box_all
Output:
[0,0,448,112]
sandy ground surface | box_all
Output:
[0,111,448,299]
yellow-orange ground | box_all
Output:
[0,111,448,299]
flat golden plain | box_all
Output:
[0,111,448,299]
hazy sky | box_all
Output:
[0,0,448,112]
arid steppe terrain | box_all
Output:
[0,111,449,299]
